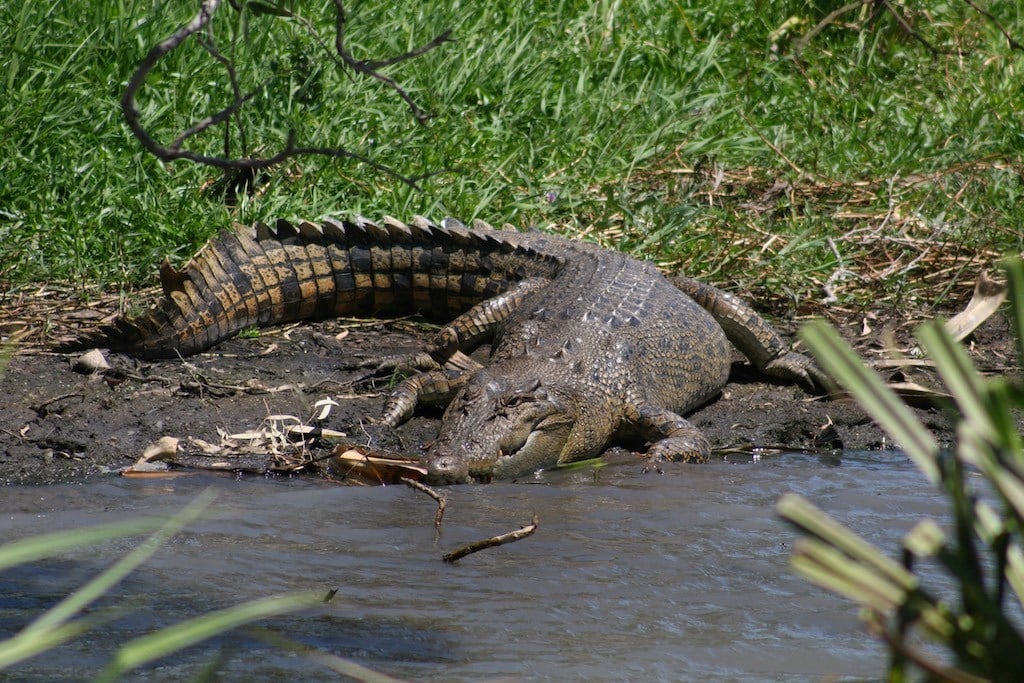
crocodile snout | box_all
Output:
[423,449,473,485]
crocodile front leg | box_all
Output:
[427,277,550,359]
[671,276,831,393]
[627,401,711,463]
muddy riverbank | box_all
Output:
[2,296,1014,486]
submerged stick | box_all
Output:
[442,515,539,564]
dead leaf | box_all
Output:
[140,436,180,462]
[121,435,180,476]
[312,397,339,421]
[188,437,222,454]
[888,381,952,403]
[73,348,111,373]
[945,270,1006,342]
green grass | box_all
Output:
[1,0,1022,311]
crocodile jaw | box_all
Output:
[422,373,578,484]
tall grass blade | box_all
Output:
[248,628,410,683]
[95,593,324,683]
[19,489,217,639]
[778,493,917,589]
[1006,259,1024,373]
[785,259,1024,679]
[0,490,217,670]
[790,539,907,611]
[917,319,996,447]
[0,518,165,572]
[0,621,97,671]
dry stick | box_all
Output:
[120,0,445,187]
[442,515,540,564]
[189,19,248,156]
[793,0,872,57]
[711,443,832,457]
[794,0,948,59]
[401,477,447,533]
[880,0,939,56]
[31,392,82,414]
[738,112,806,178]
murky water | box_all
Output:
[1,451,946,681]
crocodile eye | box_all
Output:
[517,378,541,393]
[496,378,544,408]
[500,390,535,408]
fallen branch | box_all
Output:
[121,0,449,188]
[793,0,873,57]
[793,0,954,58]
[442,515,539,564]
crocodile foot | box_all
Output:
[763,351,833,395]
[357,351,438,374]
[644,429,712,465]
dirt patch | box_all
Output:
[0,304,1017,486]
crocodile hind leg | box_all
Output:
[380,369,471,427]
[426,277,550,359]
[671,276,831,394]
[626,401,712,463]
[360,277,551,374]
[374,278,554,426]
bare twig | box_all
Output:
[187,19,248,156]
[442,514,539,563]
[960,0,1024,51]
[401,476,447,532]
[880,1,939,56]
[332,0,452,124]
[794,0,963,59]
[30,392,82,415]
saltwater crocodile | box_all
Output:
[68,216,829,483]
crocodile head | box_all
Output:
[422,369,579,484]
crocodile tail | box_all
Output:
[62,222,284,358]
[60,216,561,359]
